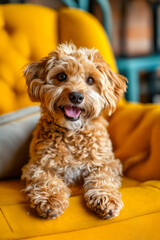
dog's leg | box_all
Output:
[21,163,70,219]
[84,159,123,219]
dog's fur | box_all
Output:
[21,43,127,219]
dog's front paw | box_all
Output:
[85,188,123,219]
[30,195,69,219]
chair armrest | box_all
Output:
[108,101,160,181]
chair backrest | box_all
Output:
[0,4,117,114]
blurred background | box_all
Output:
[0,0,160,103]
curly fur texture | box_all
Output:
[21,43,127,219]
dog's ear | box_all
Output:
[24,61,46,102]
[95,53,128,116]
[24,48,60,102]
[103,64,127,115]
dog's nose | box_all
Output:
[69,92,84,104]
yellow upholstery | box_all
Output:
[0,4,160,240]
[0,178,160,240]
[109,102,160,181]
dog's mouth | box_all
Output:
[59,105,83,121]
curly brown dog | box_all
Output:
[21,43,127,219]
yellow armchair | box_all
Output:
[0,4,160,240]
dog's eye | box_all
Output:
[57,72,67,81]
[86,77,94,85]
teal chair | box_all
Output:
[117,1,160,102]
[117,54,160,102]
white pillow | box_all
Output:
[0,106,40,179]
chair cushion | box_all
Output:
[0,177,160,240]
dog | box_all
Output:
[21,43,127,219]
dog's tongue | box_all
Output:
[64,106,81,118]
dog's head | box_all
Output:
[24,43,127,130]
